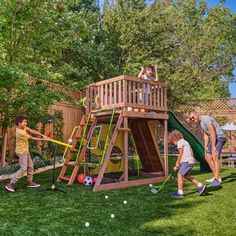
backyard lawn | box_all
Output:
[1,160,236,236]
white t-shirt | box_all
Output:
[141,75,153,81]
[177,138,195,164]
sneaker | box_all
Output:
[198,185,207,196]
[206,177,222,183]
[171,192,184,199]
[27,181,41,188]
[206,177,214,183]
[5,183,15,192]
[209,179,221,187]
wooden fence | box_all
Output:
[2,77,85,162]
[5,102,84,161]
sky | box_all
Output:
[99,0,236,97]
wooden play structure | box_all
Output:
[57,75,168,191]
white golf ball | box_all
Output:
[111,214,115,218]
[68,138,73,144]
[85,222,90,227]
[123,200,127,205]
[149,184,153,187]
[105,195,108,199]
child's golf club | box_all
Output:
[151,171,175,194]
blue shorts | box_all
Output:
[178,162,194,176]
[207,137,226,155]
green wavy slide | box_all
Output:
[168,111,211,172]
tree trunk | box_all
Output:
[1,129,8,167]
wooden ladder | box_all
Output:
[57,115,96,184]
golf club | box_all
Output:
[151,171,175,194]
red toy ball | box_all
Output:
[92,177,97,183]
[77,174,86,184]
[46,132,53,138]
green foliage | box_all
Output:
[1,0,234,104]
[0,1,235,161]
[0,164,19,175]
[102,0,235,106]
[214,116,228,126]
[0,65,63,130]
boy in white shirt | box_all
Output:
[169,130,207,198]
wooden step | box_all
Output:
[69,148,78,153]
[59,176,70,182]
[65,162,77,167]
[56,114,89,185]
[118,128,131,132]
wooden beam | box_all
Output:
[93,176,166,191]
[164,120,168,176]
[91,75,125,86]
[93,110,121,117]
[94,113,123,188]
[124,76,167,88]
[124,111,168,120]
[139,171,165,178]
[123,116,129,182]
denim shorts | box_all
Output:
[207,137,226,155]
[178,162,194,176]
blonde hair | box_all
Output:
[186,110,197,117]
[185,110,197,122]
[168,130,183,144]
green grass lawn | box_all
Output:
[1,160,236,236]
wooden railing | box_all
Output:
[86,75,167,113]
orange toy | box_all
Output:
[77,174,86,184]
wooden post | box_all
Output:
[133,82,136,105]
[128,81,131,105]
[85,86,90,115]
[94,114,123,191]
[114,82,117,104]
[0,130,8,167]
[105,84,108,106]
[119,80,122,104]
[123,79,127,108]
[123,115,128,182]
[164,120,168,176]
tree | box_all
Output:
[0,0,235,165]
[0,0,67,165]
[0,0,105,165]
[0,65,62,166]
[101,0,236,108]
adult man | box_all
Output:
[187,110,226,187]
